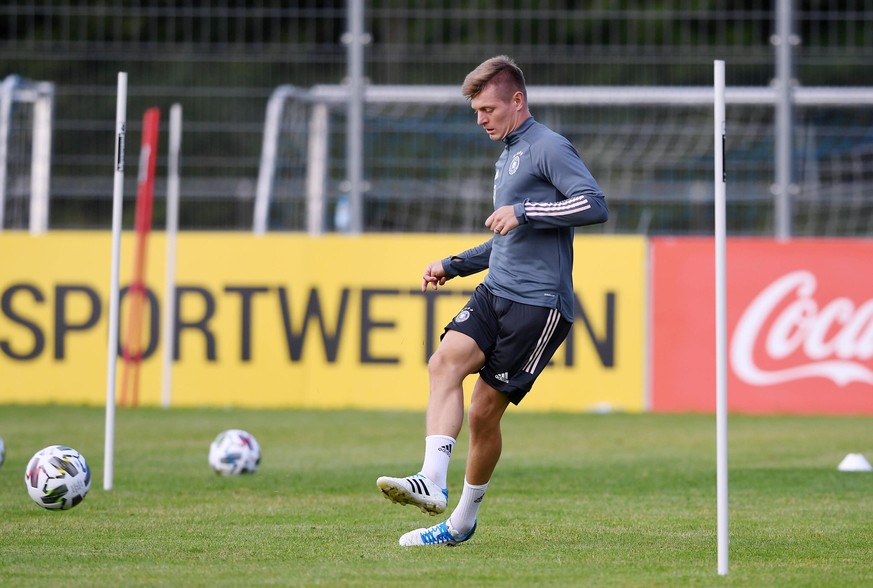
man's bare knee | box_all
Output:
[468,388,509,435]
[468,404,500,436]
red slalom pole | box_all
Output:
[120,107,160,408]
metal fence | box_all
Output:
[0,1,871,234]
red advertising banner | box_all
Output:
[651,237,873,414]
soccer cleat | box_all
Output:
[376,473,448,515]
[398,519,477,547]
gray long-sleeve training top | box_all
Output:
[442,116,608,322]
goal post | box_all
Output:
[0,75,54,233]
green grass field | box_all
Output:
[1,405,872,587]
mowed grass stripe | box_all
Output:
[0,406,871,587]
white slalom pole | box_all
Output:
[104,72,127,491]
[714,59,729,576]
[161,103,182,409]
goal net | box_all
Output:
[257,85,873,236]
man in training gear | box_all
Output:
[377,55,608,547]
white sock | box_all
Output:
[449,478,489,535]
[419,435,455,489]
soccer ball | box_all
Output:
[0,436,5,468]
[24,445,91,510]
[208,429,261,476]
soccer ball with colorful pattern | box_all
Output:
[25,445,91,510]
[208,429,261,476]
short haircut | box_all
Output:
[462,55,527,103]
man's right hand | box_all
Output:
[422,260,449,292]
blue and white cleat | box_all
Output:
[377,473,448,515]
[398,519,477,546]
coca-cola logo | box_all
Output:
[731,270,873,387]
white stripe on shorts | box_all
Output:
[523,308,561,374]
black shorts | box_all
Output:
[443,284,572,405]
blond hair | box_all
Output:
[461,55,527,103]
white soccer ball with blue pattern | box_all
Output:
[208,429,261,476]
[24,445,91,510]
[0,436,5,468]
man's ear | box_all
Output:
[513,91,524,110]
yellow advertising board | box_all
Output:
[0,232,646,412]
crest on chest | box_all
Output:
[509,150,525,175]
